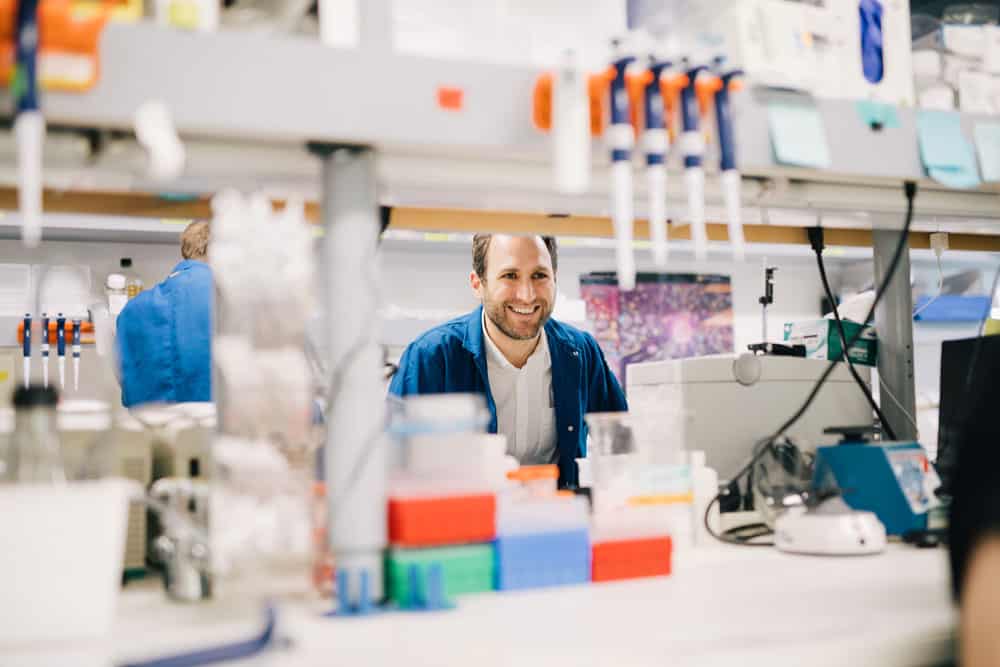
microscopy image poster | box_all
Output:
[579,272,734,384]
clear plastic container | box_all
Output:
[2,385,65,484]
[105,273,128,316]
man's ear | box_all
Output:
[470,271,484,299]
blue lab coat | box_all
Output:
[116,260,213,407]
[388,306,627,487]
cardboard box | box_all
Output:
[783,319,878,366]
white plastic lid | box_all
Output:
[106,274,126,290]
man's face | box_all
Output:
[471,235,556,341]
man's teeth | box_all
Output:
[510,306,536,315]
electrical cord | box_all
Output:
[912,251,944,319]
[809,226,898,441]
[878,374,919,433]
[704,437,778,546]
[705,181,919,547]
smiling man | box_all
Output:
[388,234,627,487]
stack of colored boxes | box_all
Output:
[386,489,497,607]
[495,466,591,591]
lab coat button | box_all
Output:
[568,425,575,432]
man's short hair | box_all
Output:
[181,221,210,260]
[472,234,558,280]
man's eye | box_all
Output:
[533,273,549,280]
[502,273,517,279]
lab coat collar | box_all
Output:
[168,259,210,279]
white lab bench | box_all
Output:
[7,543,954,667]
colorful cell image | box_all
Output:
[579,272,734,383]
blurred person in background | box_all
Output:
[116,221,212,407]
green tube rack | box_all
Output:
[386,543,496,603]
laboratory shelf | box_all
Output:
[0,22,998,234]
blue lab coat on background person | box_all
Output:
[116,260,213,407]
[388,305,627,487]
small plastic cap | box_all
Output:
[13,385,58,408]
[106,274,126,289]
[120,258,133,268]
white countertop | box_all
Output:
[6,542,954,667]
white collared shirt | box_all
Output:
[482,310,557,465]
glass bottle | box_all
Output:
[3,385,65,483]
[120,258,144,299]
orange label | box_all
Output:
[437,86,464,111]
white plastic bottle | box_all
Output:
[691,450,720,547]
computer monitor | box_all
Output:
[936,335,1000,496]
[939,334,1000,600]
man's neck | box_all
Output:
[484,314,540,369]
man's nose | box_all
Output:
[515,279,535,302]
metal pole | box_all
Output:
[318,145,386,605]
[872,228,917,442]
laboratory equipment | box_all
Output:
[813,436,941,536]
[53,402,153,574]
[607,53,637,291]
[711,63,746,261]
[72,317,81,391]
[691,450,720,545]
[643,59,671,268]
[0,478,132,646]
[759,265,776,343]
[21,312,29,388]
[56,313,66,388]
[106,273,128,316]
[591,535,672,582]
[626,354,874,481]
[774,497,887,556]
[495,495,590,591]
[3,385,64,483]
[552,51,592,194]
[388,494,496,548]
[14,0,44,248]
[387,544,495,605]
[40,312,49,387]
[120,257,144,299]
[679,60,708,261]
[151,477,212,601]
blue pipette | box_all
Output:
[21,313,30,388]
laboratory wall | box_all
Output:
[377,238,828,359]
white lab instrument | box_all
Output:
[626,354,874,481]
[0,479,133,646]
[552,52,591,194]
[774,499,887,556]
[607,55,637,291]
[15,111,43,248]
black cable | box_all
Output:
[810,227,898,440]
[705,181,919,547]
[770,181,917,443]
